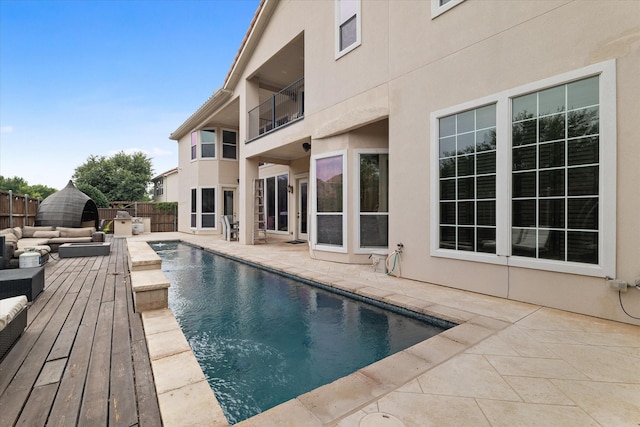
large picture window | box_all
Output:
[431,61,615,277]
[438,105,496,253]
[358,152,389,249]
[315,154,345,248]
[512,77,599,264]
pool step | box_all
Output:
[130,269,171,312]
[126,240,170,312]
[126,241,162,271]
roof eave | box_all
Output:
[169,89,233,141]
[168,0,279,142]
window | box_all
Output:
[431,0,465,18]
[222,129,237,159]
[336,0,360,57]
[438,104,497,253]
[201,129,216,158]
[314,153,346,250]
[431,60,615,277]
[201,188,216,228]
[262,173,288,232]
[358,151,389,249]
[155,178,164,196]
[190,188,197,228]
[190,132,197,160]
[512,77,600,264]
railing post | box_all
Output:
[272,96,276,131]
[8,190,13,228]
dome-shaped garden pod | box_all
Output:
[35,180,99,228]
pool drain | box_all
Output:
[359,412,405,427]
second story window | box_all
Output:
[155,178,164,196]
[222,130,237,160]
[336,0,360,58]
[191,132,197,160]
[201,129,216,158]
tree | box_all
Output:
[0,175,57,199]
[73,151,153,202]
[76,183,110,208]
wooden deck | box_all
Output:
[0,237,162,426]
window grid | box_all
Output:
[511,77,599,264]
[439,105,497,253]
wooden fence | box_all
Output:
[0,190,40,229]
[0,191,177,233]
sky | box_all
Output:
[0,0,260,191]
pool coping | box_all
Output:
[133,237,534,426]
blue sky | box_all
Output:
[0,0,259,191]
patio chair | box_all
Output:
[223,215,239,241]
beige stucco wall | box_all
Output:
[384,0,640,324]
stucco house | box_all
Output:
[151,167,179,203]
[170,0,640,325]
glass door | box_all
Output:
[298,178,308,241]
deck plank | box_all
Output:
[78,300,114,425]
[0,236,163,427]
[0,280,79,425]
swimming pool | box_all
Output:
[151,241,451,424]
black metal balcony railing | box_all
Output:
[248,78,304,141]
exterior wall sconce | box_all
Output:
[287,185,294,193]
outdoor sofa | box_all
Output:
[1,225,103,268]
[0,295,27,360]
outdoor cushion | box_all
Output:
[0,228,16,237]
[56,227,95,238]
[32,230,60,239]
[0,296,28,331]
[17,238,50,249]
[12,227,22,239]
[2,233,18,245]
[22,226,54,238]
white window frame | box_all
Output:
[354,148,389,254]
[200,129,217,160]
[311,150,348,253]
[430,60,616,278]
[221,128,238,160]
[335,0,361,59]
[431,0,465,19]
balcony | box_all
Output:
[248,78,304,141]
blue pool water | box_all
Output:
[151,242,449,424]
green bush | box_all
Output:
[77,183,110,208]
